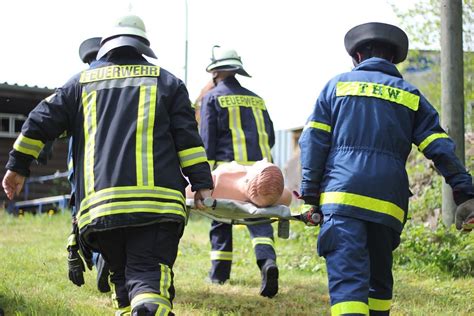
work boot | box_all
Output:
[259,259,279,298]
[96,255,111,293]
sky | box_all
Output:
[0,0,416,130]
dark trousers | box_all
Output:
[209,220,276,282]
[95,221,182,314]
[317,214,400,316]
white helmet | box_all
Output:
[96,14,156,60]
[206,45,251,77]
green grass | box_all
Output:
[0,210,473,315]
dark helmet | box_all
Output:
[344,22,409,64]
[79,37,101,64]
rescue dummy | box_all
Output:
[298,21,474,315]
[186,159,292,207]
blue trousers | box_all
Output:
[317,214,400,316]
[209,220,276,282]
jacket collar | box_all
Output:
[353,57,403,78]
[217,76,241,87]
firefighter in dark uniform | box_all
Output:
[200,46,279,298]
[2,14,213,316]
[298,22,474,315]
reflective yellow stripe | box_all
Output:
[252,107,272,161]
[304,121,332,133]
[336,81,420,111]
[82,90,97,196]
[136,85,156,186]
[208,160,216,170]
[320,192,405,224]
[368,297,391,311]
[418,132,449,152]
[13,134,45,158]
[67,234,76,247]
[79,186,185,215]
[131,292,171,310]
[178,146,208,168]
[115,306,131,315]
[251,237,274,248]
[80,65,160,83]
[210,250,233,261]
[218,95,266,110]
[227,106,248,161]
[78,200,186,229]
[331,301,369,315]
[156,305,171,316]
[159,264,171,300]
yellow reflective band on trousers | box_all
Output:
[252,237,274,248]
[178,146,208,168]
[13,133,45,159]
[368,297,391,311]
[115,306,131,316]
[136,85,157,187]
[156,305,171,316]
[320,192,405,224]
[336,81,420,111]
[418,132,449,152]
[304,121,332,133]
[78,186,185,214]
[227,106,248,162]
[80,65,160,83]
[131,292,171,312]
[82,90,98,196]
[78,200,186,229]
[210,250,233,261]
[252,107,272,162]
[331,301,369,315]
[159,264,172,300]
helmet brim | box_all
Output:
[206,62,251,77]
[344,22,409,64]
[96,36,157,60]
[79,37,102,63]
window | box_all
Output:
[0,113,26,138]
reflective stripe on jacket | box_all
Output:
[299,57,474,232]
[6,54,213,239]
[200,77,275,167]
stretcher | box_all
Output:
[186,198,318,239]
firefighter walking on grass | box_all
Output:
[2,14,213,316]
[199,46,279,298]
[298,22,474,315]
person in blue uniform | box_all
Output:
[199,46,279,298]
[3,14,213,316]
[299,22,474,315]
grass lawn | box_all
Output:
[0,210,472,315]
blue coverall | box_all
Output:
[299,57,474,315]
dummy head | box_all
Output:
[244,160,284,207]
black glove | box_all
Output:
[68,248,85,286]
[300,204,323,226]
[455,199,474,232]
